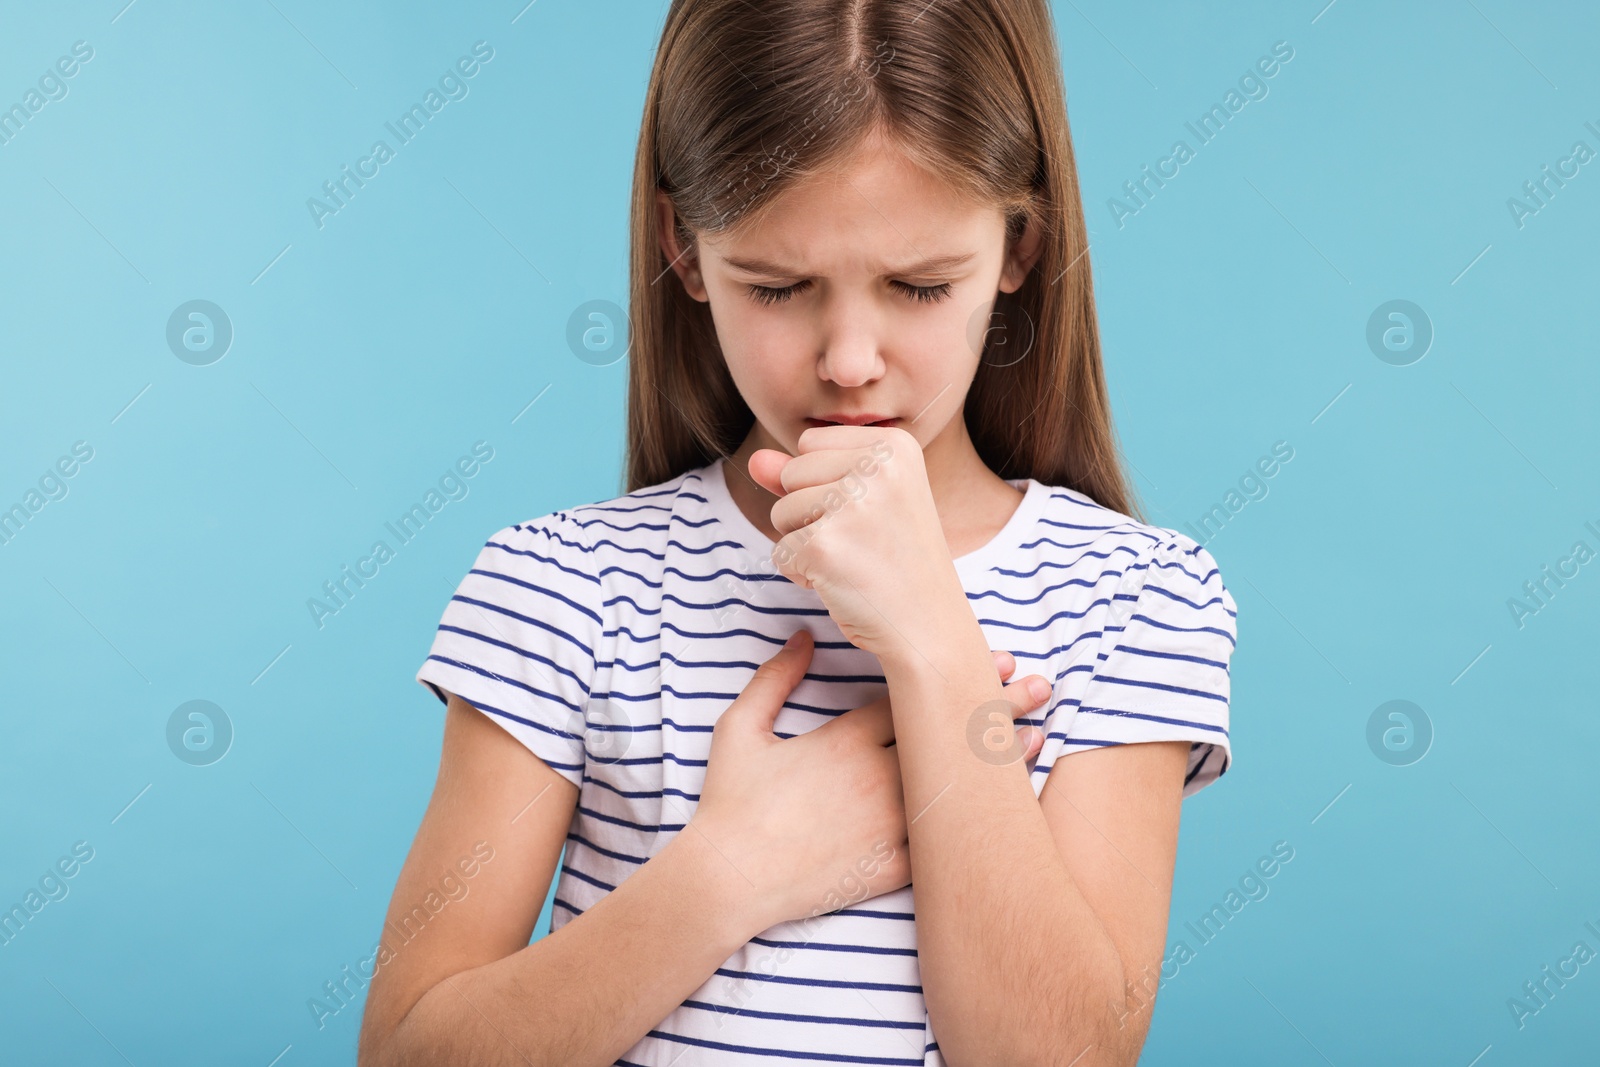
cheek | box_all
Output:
[713,313,807,404]
[899,303,981,378]
[950,290,1024,372]
[705,281,785,356]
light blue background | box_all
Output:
[2,1,1595,1063]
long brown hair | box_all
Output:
[624,0,1141,521]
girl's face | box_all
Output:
[656,131,1043,462]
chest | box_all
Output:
[580,541,1115,842]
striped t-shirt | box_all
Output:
[416,454,1238,1066]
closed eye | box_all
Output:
[746,281,810,306]
[744,279,955,306]
[892,280,954,304]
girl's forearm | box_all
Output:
[376,828,760,1067]
[881,632,1134,1067]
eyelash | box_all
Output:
[745,279,954,306]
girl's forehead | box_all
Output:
[708,134,997,237]
[714,246,981,279]
[704,177,1003,271]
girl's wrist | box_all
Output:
[878,615,1008,728]
[874,583,990,678]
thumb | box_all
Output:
[747,448,792,498]
[730,629,814,736]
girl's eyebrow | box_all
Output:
[722,250,976,276]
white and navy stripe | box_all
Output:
[417,455,1237,1065]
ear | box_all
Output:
[654,190,708,302]
[998,211,1046,294]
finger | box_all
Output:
[746,449,792,498]
[993,649,1016,681]
[773,445,886,495]
[770,475,895,540]
[1000,674,1052,715]
[1019,725,1046,762]
[730,630,815,738]
[796,422,903,457]
[1006,678,1049,762]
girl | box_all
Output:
[361,1,1236,1064]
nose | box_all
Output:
[817,312,884,389]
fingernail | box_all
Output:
[783,631,804,649]
[1027,677,1050,702]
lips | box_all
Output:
[806,415,898,427]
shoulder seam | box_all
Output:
[536,511,606,705]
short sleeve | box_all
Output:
[1065,533,1238,798]
[415,515,604,789]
